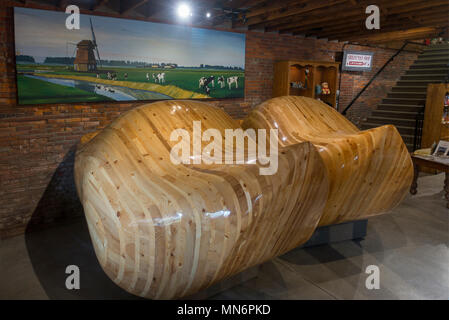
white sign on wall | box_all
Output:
[342,51,374,71]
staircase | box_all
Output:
[361,43,449,151]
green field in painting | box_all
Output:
[17,64,244,100]
[17,74,112,104]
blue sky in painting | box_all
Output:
[14,7,246,68]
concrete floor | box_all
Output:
[0,173,447,300]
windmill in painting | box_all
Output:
[74,19,101,72]
[14,7,245,105]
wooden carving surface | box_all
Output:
[241,96,414,226]
[75,97,412,299]
[74,100,329,299]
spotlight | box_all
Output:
[206,12,211,18]
[177,3,191,18]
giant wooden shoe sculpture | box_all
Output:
[74,100,329,299]
[74,97,413,299]
[241,96,414,226]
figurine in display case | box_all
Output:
[304,67,310,89]
[321,82,330,95]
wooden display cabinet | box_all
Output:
[422,83,449,148]
[273,60,340,108]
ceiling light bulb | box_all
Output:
[206,12,211,18]
[177,4,191,18]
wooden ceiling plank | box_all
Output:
[325,19,448,41]
[317,20,418,38]
[242,0,308,19]
[143,1,164,18]
[313,7,449,38]
[293,4,449,37]
[274,0,446,33]
[228,0,267,9]
[252,0,392,30]
[208,0,268,26]
[91,0,110,11]
[343,27,441,43]
[269,0,434,32]
[57,0,67,8]
[243,0,346,27]
[120,0,149,16]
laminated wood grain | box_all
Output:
[242,96,414,226]
[75,100,329,299]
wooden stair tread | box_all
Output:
[382,97,425,101]
[398,79,438,83]
[372,110,420,115]
[378,103,424,107]
[402,74,448,78]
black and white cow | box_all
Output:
[199,77,206,88]
[217,76,225,88]
[152,73,166,83]
[227,76,238,89]
[199,76,215,95]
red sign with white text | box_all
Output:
[345,53,372,68]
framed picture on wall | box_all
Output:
[13,7,246,105]
[341,50,374,72]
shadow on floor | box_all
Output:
[24,147,139,299]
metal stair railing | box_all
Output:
[342,41,413,116]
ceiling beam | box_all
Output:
[57,0,69,8]
[291,4,449,37]
[120,0,149,16]
[91,0,110,11]
[241,0,347,27]
[233,0,268,10]
[142,1,162,18]
[304,5,449,37]
[328,18,448,39]
[271,0,432,32]
[218,0,268,22]
[325,18,448,41]
[274,0,446,34]
[251,0,380,31]
[239,0,305,19]
[345,27,442,43]
[317,20,419,39]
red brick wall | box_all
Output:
[0,3,418,238]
